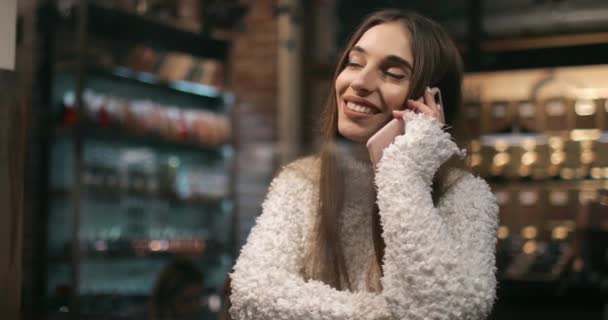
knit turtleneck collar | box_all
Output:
[334,139,375,208]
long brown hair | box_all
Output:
[301,9,466,291]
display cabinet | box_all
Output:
[36,2,235,319]
[463,65,608,319]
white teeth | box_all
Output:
[346,102,374,114]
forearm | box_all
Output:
[230,263,391,320]
[375,114,495,319]
[375,145,457,319]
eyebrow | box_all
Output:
[351,46,413,71]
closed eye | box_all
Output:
[346,60,363,68]
[384,71,406,80]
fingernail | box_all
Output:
[426,86,431,92]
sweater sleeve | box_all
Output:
[229,161,392,320]
[375,113,499,320]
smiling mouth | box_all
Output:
[345,101,380,115]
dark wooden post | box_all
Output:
[0,69,24,320]
[0,0,21,318]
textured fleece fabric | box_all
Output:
[230,113,499,320]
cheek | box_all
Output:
[384,85,409,111]
[334,70,351,95]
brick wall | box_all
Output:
[228,0,279,248]
[230,0,278,121]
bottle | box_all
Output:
[60,91,78,125]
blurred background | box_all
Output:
[3,0,608,319]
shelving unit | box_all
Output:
[36,2,236,319]
[462,64,608,319]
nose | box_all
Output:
[350,67,377,94]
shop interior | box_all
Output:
[4,0,608,319]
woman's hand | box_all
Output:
[392,87,445,126]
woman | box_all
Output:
[230,9,498,320]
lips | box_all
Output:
[342,96,381,116]
[345,101,376,114]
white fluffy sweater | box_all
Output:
[230,114,499,320]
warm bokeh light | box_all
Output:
[550,151,566,165]
[493,152,511,167]
[498,226,510,239]
[591,167,603,179]
[549,137,564,150]
[521,226,538,239]
[521,151,538,165]
[560,168,575,180]
[523,240,537,255]
[552,226,569,240]
[494,140,509,152]
[574,100,596,116]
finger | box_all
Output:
[406,99,436,117]
[392,109,412,119]
[406,96,424,111]
[424,87,438,111]
[419,87,443,122]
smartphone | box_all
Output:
[366,88,444,167]
[366,118,405,167]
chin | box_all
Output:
[338,125,373,144]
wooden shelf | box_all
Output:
[87,66,226,102]
[54,124,231,158]
[481,32,608,53]
[466,32,608,71]
[51,187,228,207]
[86,3,230,60]
[47,239,229,262]
[486,177,608,189]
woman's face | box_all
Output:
[335,22,414,143]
